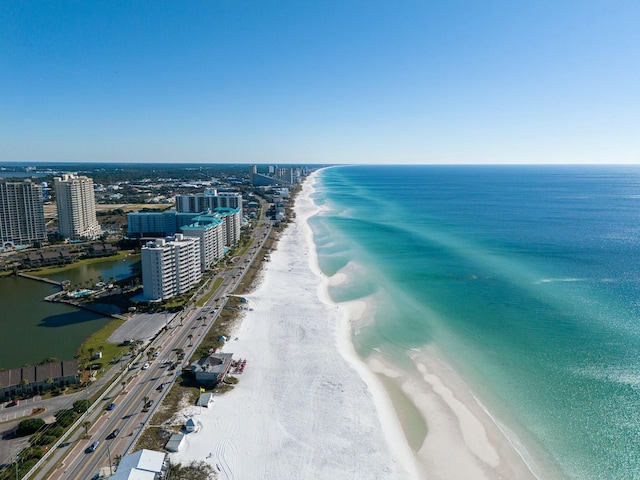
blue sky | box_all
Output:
[1,1,638,165]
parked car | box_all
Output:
[106,403,116,411]
[86,441,99,453]
[144,399,153,409]
[5,400,17,408]
[156,383,165,391]
[106,428,120,439]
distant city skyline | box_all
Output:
[1,1,639,165]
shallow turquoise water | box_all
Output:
[310,165,640,480]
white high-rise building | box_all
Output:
[0,180,47,246]
[54,174,101,240]
[175,190,242,213]
[216,208,242,247]
[181,218,224,272]
[141,234,202,301]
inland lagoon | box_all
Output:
[0,255,140,369]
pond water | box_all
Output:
[0,255,140,369]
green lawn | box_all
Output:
[77,318,128,374]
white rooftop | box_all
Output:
[117,449,165,474]
[109,468,156,480]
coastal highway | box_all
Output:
[34,221,272,479]
[43,305,204,480]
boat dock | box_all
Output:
[18,272,63,286]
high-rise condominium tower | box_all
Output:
[54,174,101,240]
[0,179,47,246]
[141,234,202,301]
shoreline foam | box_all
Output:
[308,169,547,479]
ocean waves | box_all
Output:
[311,164,640,480]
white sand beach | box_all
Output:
[169,173,543,480]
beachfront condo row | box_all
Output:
[175,189,242,213]
[127,208,241,246]
[139,207,242,301]
[249,164,306,186]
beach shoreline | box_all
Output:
[168,171,547,479]
[168,171,410,478]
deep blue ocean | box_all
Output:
[309,165,640,480]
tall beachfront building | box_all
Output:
[181,217,224,272]
[141,234,202,301]
[128,208,242,247]
[215,207,242,247]
[0,179,47,247]
[54,174,101,240]
[175,189,242,213]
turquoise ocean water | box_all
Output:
[309,165,640,480]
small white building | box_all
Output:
[165,433,185,452]
[185,418,197,432]
[195,393,214,407]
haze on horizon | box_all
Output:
[1,1,638,166]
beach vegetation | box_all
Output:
[214,383,234,394]
[134,382,200,451]
[191,296,244,361]
[135,426,172,452]
[165,460,214,480]
[223,375,238,385]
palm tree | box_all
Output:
[121,380,126,393]
[20,378,29,395]
[142,396,150,410]
[187,334,193,347]
[82,420,91,438]
[88,347,95,360]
